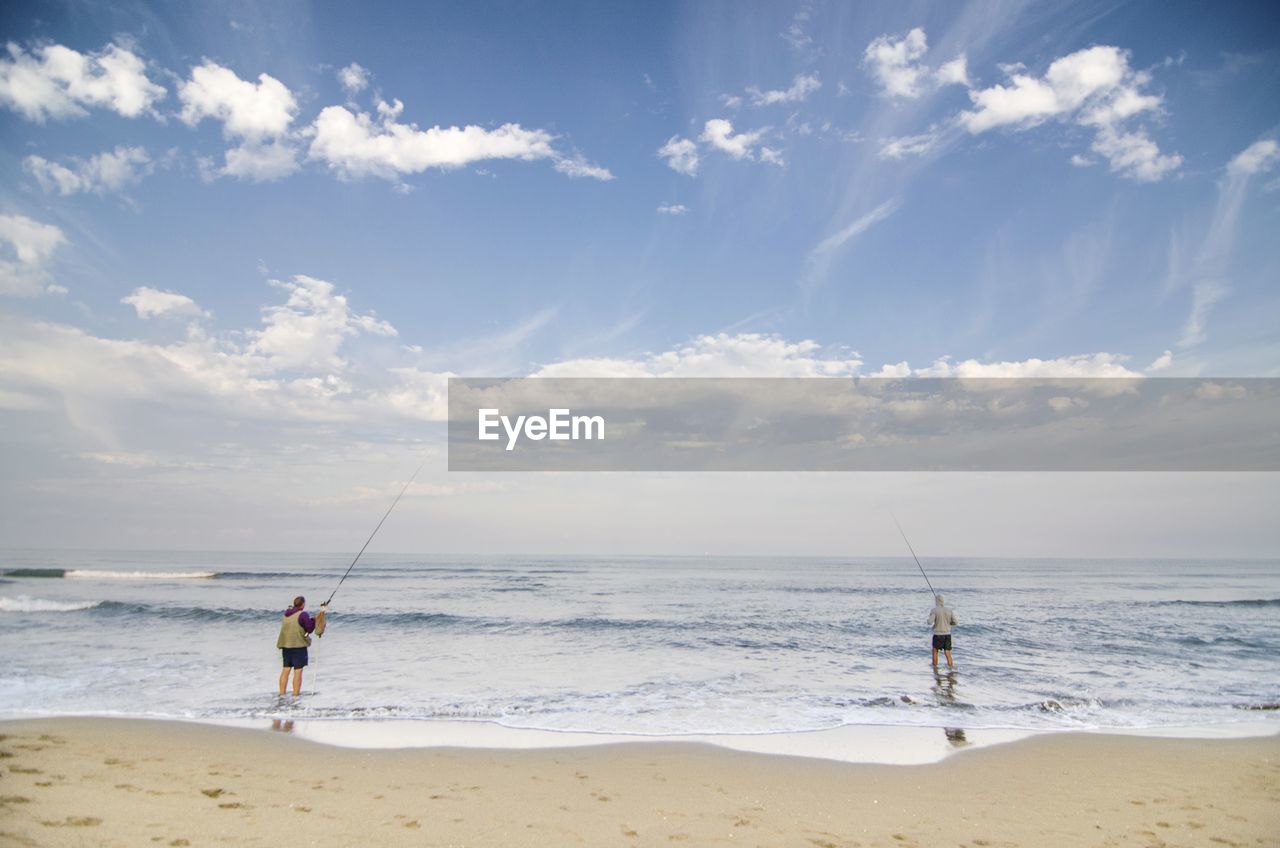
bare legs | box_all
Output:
[931,647,955,669]
[278,667,304,695]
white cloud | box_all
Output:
[903,353,1142,378]
[0,275,437,446]
[308,100,603,182]
[657,203,688,215]
[532,333,863,378]
[1227,139,1279,177]
[759,146,785,167]
[552,153,615,181]
[719,93,743,110]
[1146,350,1173,372]
[870,361,911,378]
[24,146,152,195]
[0,41,165,122]
[337,62,370,94]
[179,61,297,140]
[0,214,66,296]
[747,73,821,107]
[658,135,699,176]
[1089,126,1182,182]
[864,27,929,98]
[935,55,969,88]
[878,129,940,160]
[122,287,208,320]
[961,45,1181,181]
[250,275,397,372]
[700,118,768,160]
[179,61,300,181]
[221,139,300,181]
[863,28,967,99]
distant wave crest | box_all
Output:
[1159,598,1280,608]
[0,595,102,613]
[1,568,218,580]
[67,569,218,580]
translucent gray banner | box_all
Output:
[447,378,1280,471]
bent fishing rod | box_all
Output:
[323,458,426,609]
[890,512,937,598]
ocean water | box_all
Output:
[0,551,1277,736]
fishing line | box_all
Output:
[307,458,424,697]
[324,458,426,608]
[890,511,937,597]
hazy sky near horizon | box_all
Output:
[0,1,1277,556]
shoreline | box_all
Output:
[2,716,1277,846]
[3,712,1276,765]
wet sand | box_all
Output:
[1,717,1276,847]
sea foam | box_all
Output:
[0,595,101,612]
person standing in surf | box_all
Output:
[928,594,957,668]
[277,596,327,696]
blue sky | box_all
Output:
[1,1,1277,554]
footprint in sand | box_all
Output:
[201,788,227,798]
[217,802,246,810]
[41,817,103,827]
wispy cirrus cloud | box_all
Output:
[746,73,821,107]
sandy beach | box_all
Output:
[0,719,1275,847]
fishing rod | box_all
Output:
[890,511,937,597]
[307,460,423,697]
[323,458,426,608]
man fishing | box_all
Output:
[276,596,327,696]
[928,594,957,668]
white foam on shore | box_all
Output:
[65,569,217,580]
[201,716,1280,764]
[0,595,101,612]
[201,718,1034,764]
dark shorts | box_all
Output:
[932,634,952,651]
[281,647,308,668]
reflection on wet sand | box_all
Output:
[932,668,958,704]
[931,669,969,747]
[270,719,294,733]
